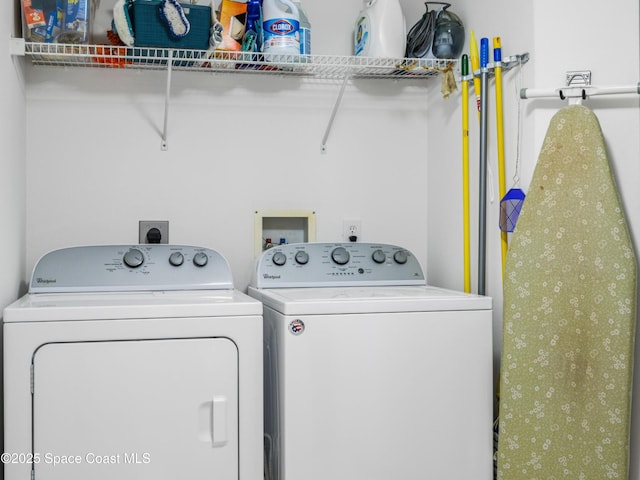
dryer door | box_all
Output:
[32,338,239,480]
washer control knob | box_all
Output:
[193,252,209,267]
[295,251,309,265]
[331,247,350,265]
[372,249,386,264]
[169,251,184,266]
[272,252,287,266]
[393,250,409,264]
[123,248,145,268]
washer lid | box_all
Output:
[248,285,492,315]
[29,245,234,293]
[4,289,262,322]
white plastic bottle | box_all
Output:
[262,0,300,56]
[354,0,406,58]
[292,0,310,56]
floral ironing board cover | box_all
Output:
[497,105,637,479]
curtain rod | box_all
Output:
[520,83,640,102]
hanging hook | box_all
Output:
[425,2,451,10]
[559,87,588,103]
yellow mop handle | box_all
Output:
[461,54,471,293]
[494,37,508,276]
[469,31,482,121]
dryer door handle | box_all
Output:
[197,396,228,447]
[211,395,228,447]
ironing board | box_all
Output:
[497,105,637,479]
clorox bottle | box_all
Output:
[354,0,405,58]
[262,0,300,56]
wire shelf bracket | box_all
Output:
[320,75,350,154]
[161,50,173,151]
[14,39,459,151]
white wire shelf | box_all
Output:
[12,39,461,151]
[17,41,457,79]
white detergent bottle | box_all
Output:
[292,0,310,56]
[262,0,300,56]
[354,0,406,58]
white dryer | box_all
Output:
[248,242,493,480]
[3,245,263,480]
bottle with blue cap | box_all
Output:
[243,0,263,52]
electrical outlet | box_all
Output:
[342,220,362,242]
[139,221,169,244]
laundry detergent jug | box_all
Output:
[262,0,300,56]
[354,0,405,58]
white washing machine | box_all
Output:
[248,242,493,480]
[3,245,263,480]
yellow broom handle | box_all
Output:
[470,31,482,121]
[494,37,508,277]
[461,55,471,293]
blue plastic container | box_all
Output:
[133,0,211,49]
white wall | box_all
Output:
[425,1,535,409]
[24,70,431,288]
[2,3,27,311]
[24,0,433,290]
[3,0,27,463]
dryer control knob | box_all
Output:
[393,250,409,264]
[193,252,209,267]
[272,252,287,266]
[295,251,309,265]
[372,249,386,264]
[331,247,350,265]
[123,248,145,268]
[169,251,184,266]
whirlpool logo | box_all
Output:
[263,274,281,280]
[36,277,57,284]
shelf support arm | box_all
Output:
[10,37,26,56]
[161,50,174,151]
[321,74,350,153]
